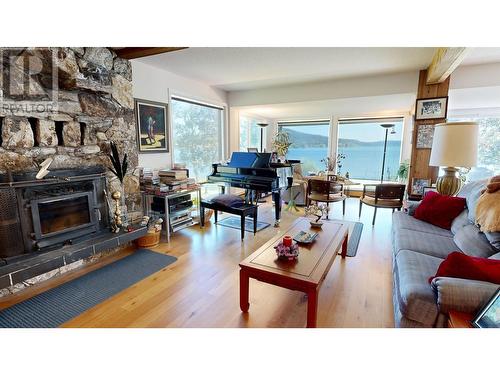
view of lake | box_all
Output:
[287,143,402,180]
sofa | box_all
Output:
[392,179,500,327]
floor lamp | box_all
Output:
[256,122,269,152]
[380,123,396,183]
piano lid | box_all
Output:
[227,152,272,169]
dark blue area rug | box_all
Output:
[325,219,363,257]
[346,221,364,257]
[216,216,270,232]
[0,249,177,328]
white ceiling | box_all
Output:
[462,47,500,66]
[138,47,436,91]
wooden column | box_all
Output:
[408,69,450,199]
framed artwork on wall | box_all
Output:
[415,97,448,120]
[411,178,431,195]
[134,98,168,153]
[416,124,435,148]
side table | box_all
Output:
[448,311,473,328]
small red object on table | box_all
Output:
[283,235,293,247]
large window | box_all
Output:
[447,117,500,181]
[239,116,261,151]
[171,97,224,182]
[337,118,404,181]
[278,120,330,175]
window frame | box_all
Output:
[335,116,405,181]
[277,119,332,174]
[239,114,269,152]
[169,92,227,181]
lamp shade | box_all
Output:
[429,122,478,167]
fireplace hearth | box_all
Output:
[0,167,148,292]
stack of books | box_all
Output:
[159,169,193,192]
[139,168,159,187]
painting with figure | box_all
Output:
[135,98,168,152]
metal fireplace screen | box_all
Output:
[0,188,24,258]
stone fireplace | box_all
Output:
[0,47,145,293]
[0,47,140,211]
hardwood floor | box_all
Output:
[0,197,395,328]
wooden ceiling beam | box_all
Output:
[112,47,187,59]
[426,47,471,84]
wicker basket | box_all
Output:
[136,230,161,248]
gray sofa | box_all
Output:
[392,179,500,327]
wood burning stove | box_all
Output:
[31,191,100,249]
[0,167,109,259]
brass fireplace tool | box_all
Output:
[111,190,122,232]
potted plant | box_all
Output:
[272,131,292,161]
[397,160,409,183]
[304,203,329,227]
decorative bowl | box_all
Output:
[309,220,323,228]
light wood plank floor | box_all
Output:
[0,197,395,328]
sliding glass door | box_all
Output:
[278,120,330,175]
[337,118,404,182]
[171,97,224,182]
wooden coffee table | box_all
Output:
[239,217,349,328]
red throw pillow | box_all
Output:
[429,251,500,283]
[414,191,466,229]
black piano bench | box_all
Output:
[200,194,258,240]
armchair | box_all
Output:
[359,183,405,225]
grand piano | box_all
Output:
[207,152,293,226]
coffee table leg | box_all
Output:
[341,233,348,258]
[240,268,250,312]
[306,288,318,328]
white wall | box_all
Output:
[132,60,228,170]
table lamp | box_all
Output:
[429,122,478,196]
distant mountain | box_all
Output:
[284,128,401,148]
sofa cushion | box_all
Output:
[453,224,498,258]
[489,252,500,260]
[207,194,245,207]
[429,251,500,284]
[394,250,441,326]
[414,191,466,229]
[458,179,487,223]
[393,228,461,259]
[393,211,453,238]
[485,231,500,251]
[451,210,469,235]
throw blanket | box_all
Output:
[476,176,500,232]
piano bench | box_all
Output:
[200,197,258,240]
